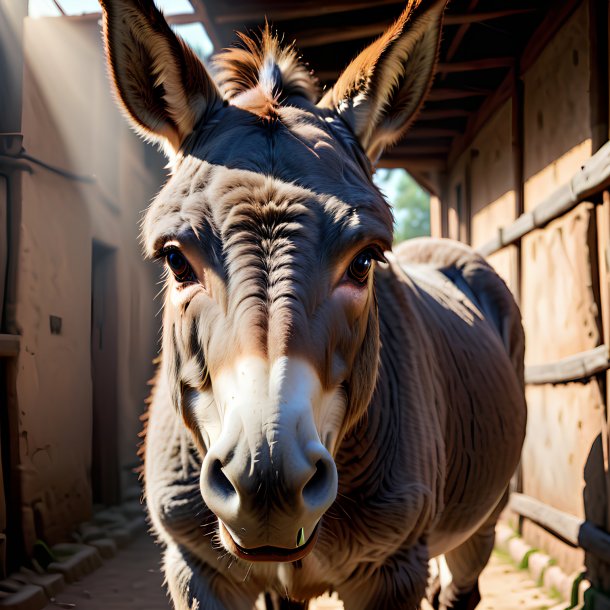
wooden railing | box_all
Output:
[477,140,610,258]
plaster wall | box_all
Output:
[17,16,164,547]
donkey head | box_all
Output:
[101,0,446,562]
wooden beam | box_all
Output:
[444,8,536,26]
[389,144,450,155]
[512,63,524,305]
[417,109,471,121]
[511,492,610,565]
[51,0,66,15]
[520,0,580,74]
[295,22,388,48]
[378,156,447,171]
[443,0,479,67]
[166,12,201,25]
[525,345,610,385]
[286,8,536,48]
[408,170,441,198]
[437,57,514,73]
[509,493,580,547]
[289,11,536,48]
[213,0,400,25]
[478,140,610,257]
[185,1,223,49]
[589,0,609,153]
[426,88,491,101]
[407,127,461,138]
[448,70,513,165]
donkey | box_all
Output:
[100,0,526,608]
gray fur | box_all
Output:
[100,2,526,608]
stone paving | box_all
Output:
[43,533,563,610]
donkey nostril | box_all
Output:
[303,459,330,505]
[211,459,236,498]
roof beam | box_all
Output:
[213,0,401,25]
[378,156,447,171]
[426,88,491,101]
[407,127,461,138]
[442,0,479,74]
[295,21,388,48]
[290,9,536,49]
[389,144,451,155]
[166,12,201,25]
[444,8,536,26]
[416,109,471,120]
[437,57,514,73]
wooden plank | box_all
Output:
[166,12,203,25]
[448,69,514,166]
[443,0,479,67]
[426,88,491,101]
[437,57,514,73]
[389,144,450,155]
[511,492,610,565]
[51,0,65,15]
[377,156,447,171]
[512,64,524,305]
[0,334,20,358]
[444,8,537,26]
[524,345,610,385]
[599,191,610,531]
[295,22,389,48]
[449,0,582,170]
[416,109,471,121]
[520,0,581,75]
[478,140,610,257]
[212,0,400,25]
[510,492,580,546]
[589,0,609,153]
[407,127,461,138]
[295,12,536,48]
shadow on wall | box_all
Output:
[583,433,610,594]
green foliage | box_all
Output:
[373,169,430,244]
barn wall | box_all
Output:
[444,101,518,293]
[517,4,600,577]
[439,0,609,582]
[17,16,163,548]
[522,2,591,212]
[520,203,602,574]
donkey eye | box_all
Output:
[165,250,195,282]
[347,249,374,284]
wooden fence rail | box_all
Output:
[510,492,610,564]
[478,140,610,257]
[524,344,610,385]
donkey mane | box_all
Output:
[213,26,320,118]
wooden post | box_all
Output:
[589,0,609,153]
[511,65,524,305]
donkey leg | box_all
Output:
[436,489,509,610]
[164,543,260,610]
[338,542,429,610]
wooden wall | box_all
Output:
[434,0,610,584]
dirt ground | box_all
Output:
[43,533,562,610]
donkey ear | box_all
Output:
[319,0,447,163]
[100,0,222,154]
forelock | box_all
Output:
[212,24,320,119]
